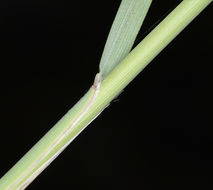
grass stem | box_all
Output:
[0,0,211,189]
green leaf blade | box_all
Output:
[99,0,152,79]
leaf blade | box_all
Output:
[99,0,152,79]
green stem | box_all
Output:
[0,0,211,189]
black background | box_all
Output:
[0,0,212,189]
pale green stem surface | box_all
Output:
[0,0,211,189]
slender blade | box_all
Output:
[99,0,152,79]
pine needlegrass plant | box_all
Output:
[0,0,212,189]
